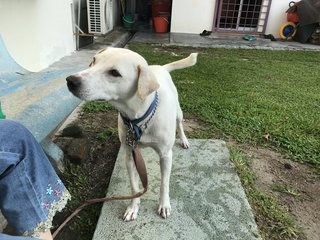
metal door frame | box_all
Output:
[213,0,273,34]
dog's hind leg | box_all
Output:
[176,105,190,149]
[122,146,141,221]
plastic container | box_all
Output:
[123,15,135,29]
[153,16,169,33]
[152,0,171,18]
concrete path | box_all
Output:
[93,139,261,240]
[131,32,320,51]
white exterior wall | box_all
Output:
[265,0,292,37]
[171,0,217,34]
[171,0,293,38]
[0,0,75,72]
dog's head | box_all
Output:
[66,48,159,102]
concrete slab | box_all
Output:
[131,32,170,44]
[0,35,28,83]
[92,28,132,50]
[93,139,260,240]
[130,32,320,51]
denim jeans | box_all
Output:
[0,234,39,239]
[0,120,70,239]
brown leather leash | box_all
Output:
[52,148,148,239]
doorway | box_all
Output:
[124,0,172,32]
[215,0,272,34]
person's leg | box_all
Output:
[0,231,53,240]
[0,232,41,239]
[0,120,70,239]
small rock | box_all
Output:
[66,138,89,164]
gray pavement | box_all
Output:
[93,140,261,240]
[131,32,320,51]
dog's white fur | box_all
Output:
[66,48,197,221]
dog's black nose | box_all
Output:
[66,75,81,91]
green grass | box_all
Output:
[129,44,320,169]
[83,101,112,113]
[61,164,103,239]
[96,127,118,141]
[271,184,301,197]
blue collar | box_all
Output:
[121,92,158,142]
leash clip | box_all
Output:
[126,127,137,149]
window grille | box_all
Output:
[216,0,272,33]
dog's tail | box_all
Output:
[163,53,198,72]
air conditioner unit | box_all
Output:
[87,0,113,34]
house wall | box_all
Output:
[171,0,293,37]
[0,0,75,72]
[265,0,291,36]
[171,0,217,34]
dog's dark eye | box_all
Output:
[109,69,121,77]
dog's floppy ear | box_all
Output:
[137,65,160,101]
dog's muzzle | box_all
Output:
[66,75,82,94]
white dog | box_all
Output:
[66,47,197,221]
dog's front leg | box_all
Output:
[122,145,141,221]
[158,149,173,219]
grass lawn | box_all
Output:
[127,43,320,239]
[129,44,320,169]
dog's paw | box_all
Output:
[181,138,190,149]
[158,204,171,219]
[123,205,139,221]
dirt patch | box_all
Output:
[183,117,206,132]
[243,144,320,240]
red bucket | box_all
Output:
[153,16,169,33]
